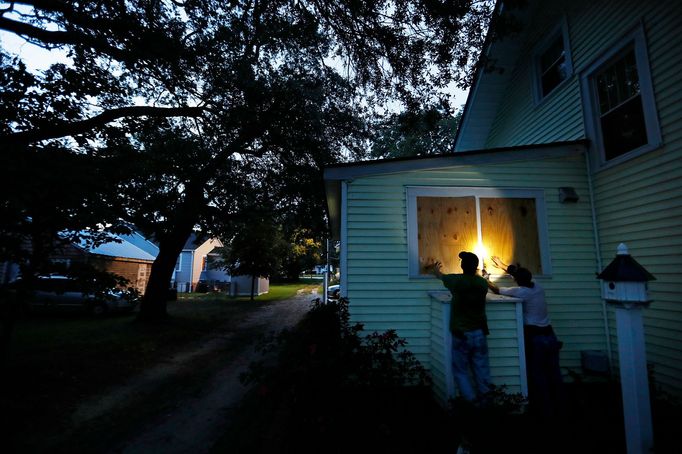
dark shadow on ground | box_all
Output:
[214,377,682,454]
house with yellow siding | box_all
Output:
[324,0,681,402]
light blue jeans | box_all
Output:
[452,329,491,401]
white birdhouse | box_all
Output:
[597,243,655,306]
[597,243,656,454]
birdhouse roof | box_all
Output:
[597,254,656,282]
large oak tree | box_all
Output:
[1,0,498,321]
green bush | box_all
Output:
[231,297,438,453]
[242,297,431,390]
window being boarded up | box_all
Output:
[417,196,477,274]
[413,192,545,276]
[480,198,542,275]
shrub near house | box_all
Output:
[231,298,438,452]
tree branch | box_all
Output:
[0,15,134,61]
[2,106,205,144]
[0,15,73,46]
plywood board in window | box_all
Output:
[480,198,542,274]
[417,196,478,274]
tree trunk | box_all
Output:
[138,195,203,321]
[1,251,40,371]
[138,237,187,321]
[250,274,256,301]
[137,170,211,321]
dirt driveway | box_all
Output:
[66,290,316,453]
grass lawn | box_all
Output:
[2,280,316,452]
[179,280,322,304]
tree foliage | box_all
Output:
[220,208,289,300]
[1,0,497,319]
[370,104,462,159]
[280,230,322,281]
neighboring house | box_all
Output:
[325,0,681,402]
[198,251,231,292]
[52,234,156,294]
[172,234,269,295]
[119,229,160,258]
[173,234,224,292]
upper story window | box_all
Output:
[534,20,573,102]
[581,25,661,166]
[595,48,646,160]
[175,255,182,272]
[407,187,551,278]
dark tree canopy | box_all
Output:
[370,104,462,159]
[1,0,494,144]
[1,0,496,319]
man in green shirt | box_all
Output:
[428,251,490,402]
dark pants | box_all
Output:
[524,325,565,419]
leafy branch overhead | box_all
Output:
[1,0,498,319]
[1,0,495,146]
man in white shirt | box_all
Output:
[486,261,564,420]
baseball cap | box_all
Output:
[458,251,479,270]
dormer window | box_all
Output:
[534,20,573,101]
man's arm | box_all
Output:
[482,269,500,294]
[490,256,509,272]
[424,260,444,279]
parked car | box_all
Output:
[21,275,139,315]
[327,284,340,301]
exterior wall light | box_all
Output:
[558,186,579,203]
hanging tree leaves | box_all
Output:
[1,0,497,320]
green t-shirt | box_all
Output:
[441,273,489,335]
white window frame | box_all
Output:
[175,254,182,272]
[533,18,573,104]
[580,23,662,169]
[406,186,552,279]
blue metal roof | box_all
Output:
[79,235,156,261]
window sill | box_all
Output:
[595,141,663,173]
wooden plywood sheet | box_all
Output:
[417,196,478,274]
[480,198,542,274]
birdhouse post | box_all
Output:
[597,243,655,454]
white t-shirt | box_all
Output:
[499,283,550,327]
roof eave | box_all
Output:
[454,1,531,150]
[323,139,587,242]
[324,140,587,181]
